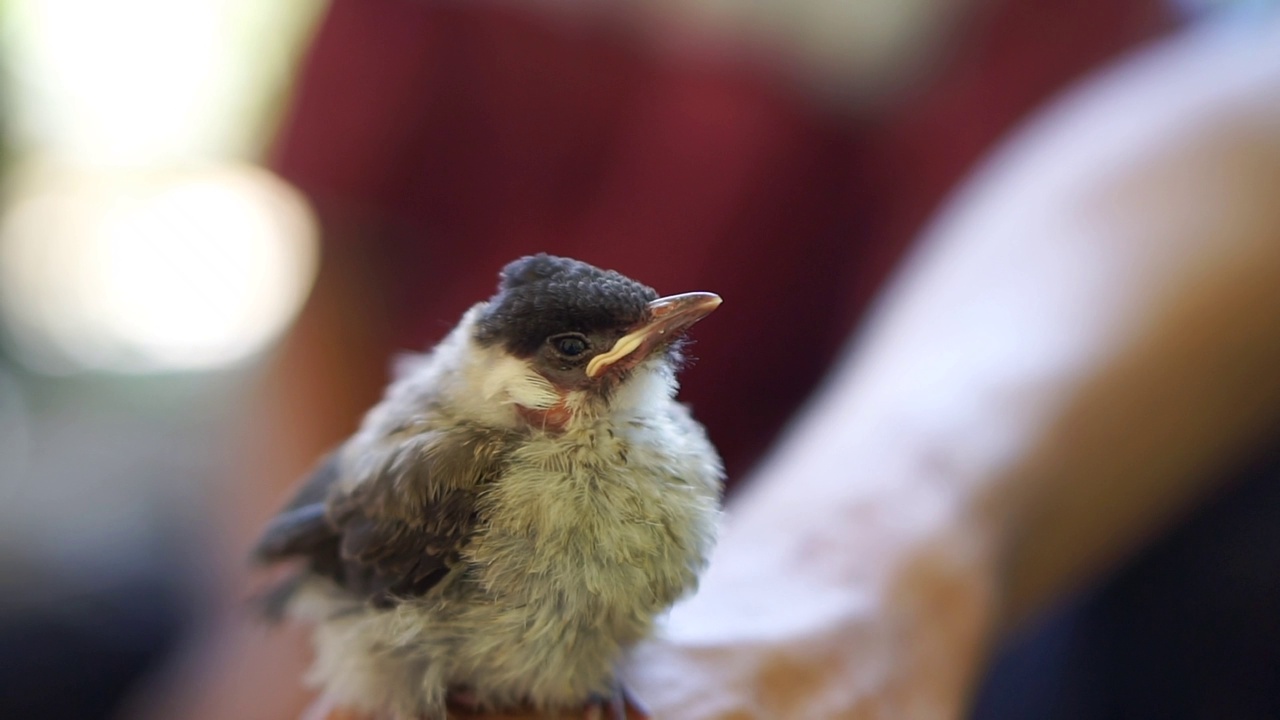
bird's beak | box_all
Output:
[586,292,722,379]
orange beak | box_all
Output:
[585,292,722,378]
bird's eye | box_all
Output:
[550,333,589,357]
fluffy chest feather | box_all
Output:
[466,410,721,620]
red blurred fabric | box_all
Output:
[272,0,1173,485]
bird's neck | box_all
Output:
[514,399,575,433]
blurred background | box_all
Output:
[0,1,323,716]
[0,0,1273,718]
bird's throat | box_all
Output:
[515,398,573,433]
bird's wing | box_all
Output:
[253,452,343,562]
[251,423,514,611]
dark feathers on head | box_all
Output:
[475,255,657,356]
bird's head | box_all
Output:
[468,254,720,430]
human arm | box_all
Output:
[626,19,1280,718]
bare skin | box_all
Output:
[131,17,1280,720]
[621,19,1280,718]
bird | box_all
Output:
[252,254,724,720]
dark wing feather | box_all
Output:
[251,423,514,613]
[252,452,340,562]
[327,496,456,607]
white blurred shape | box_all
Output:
[9,0,223,166]
[0,166,318,373]
[4,0,323,167]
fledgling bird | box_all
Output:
[253,255,724,720]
